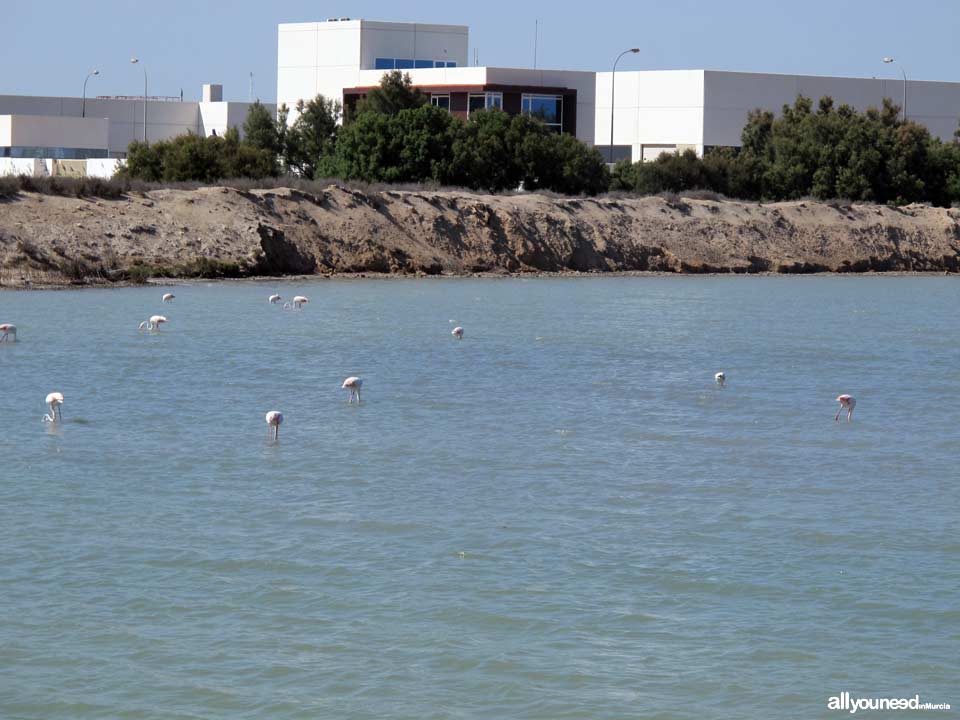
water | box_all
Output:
[1,277,957,719]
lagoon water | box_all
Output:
[1,276,958,719]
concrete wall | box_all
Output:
[0,94,273,156]
[278,19,469,122]
[702,71,960,147]
[358,21,468,70]
[0,158,42,176]
[4,115,108,150]
[595,70,705,162]
[0,115,10,146]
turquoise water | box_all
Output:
[1,277,957,719]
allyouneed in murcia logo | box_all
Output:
[828,692,951,713]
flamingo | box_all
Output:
[43,392,64,422]
[715,371,726,387]
[452,326,464,340]
[268,294,281,304]
[162,293,175,303]
[292,296,309,309]
[139,315,168,331]
[835,394,856,422]
[265,410,283,440]
[0,323,16,342]
[342,376,363,404]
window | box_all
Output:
[522,94,563,132]
[431,95,450,110]
[468,92,503,115]
[372,57,457,70]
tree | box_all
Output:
[242,100,280,155]
[356,70,427,116]
[330,104,459,184]
[283,96,342,178]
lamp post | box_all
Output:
[131,57,147,142]
[882,57,907,121]
[610,48,640,164]
[81,69,99,118]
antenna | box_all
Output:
[474,48,478,67]
[534,20,538,69]
[249,72,254,101]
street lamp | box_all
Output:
[131,57,147,142]
[610,47,640,164]
[882,57,907,121]
[82,70,100,118]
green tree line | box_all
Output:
[119,71,609,195]
[119,73,960,204]
[611,96,960,206]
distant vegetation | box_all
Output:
[117,71,610,196]
[3,73,960,204]
[611,97,960,206]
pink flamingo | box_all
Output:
[835,395,856,422]
[452,326,464,340]
[44,392,64,422]
[0,323,16,342]
[342,376,362,404]
[265,410,283,440]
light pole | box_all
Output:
[610,47,640,164]
[131,57,147,142]
[882,57,907,121]
[82,69,100,118]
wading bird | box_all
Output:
[139,315,168,331]
[342,376,363,404]
[715,371,726,387]
[162,293,175,303]
[268,294,281,304]
[44,392,64,422]
[452,326,464,340]
[265,410,283,441]
[0,323,16,342]
[292,296,309,309]
[835,394,856,422]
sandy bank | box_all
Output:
[2,184,959,287]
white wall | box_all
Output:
[86,158,123,178]
[358,21,468,69]
[278,19,469,122]
[6,115,108,150]
[703,71,960,147]
[0,158,42,176]
[595,70,705,162]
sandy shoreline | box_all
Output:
[2,183,959,288]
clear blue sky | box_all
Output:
[3,0,959,102]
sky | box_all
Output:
[3,0,960,102]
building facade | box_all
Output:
[595,70,960,163]
[279,18,960,166]
[277,19,595,145]
[0,84,274,176]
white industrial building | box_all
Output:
[278,18,960,165]
[5,17,959,178]
[595,70,960,163]
[0,84,274,177]
[277,19,595,145]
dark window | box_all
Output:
[596,145,632,163]
[468,94,486,114]
[375,58,394,70]
[414,59,433,69]
[431,95,450,110]
[395,58,414,69]
[522,94,563,129]
[446,62,456,68]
